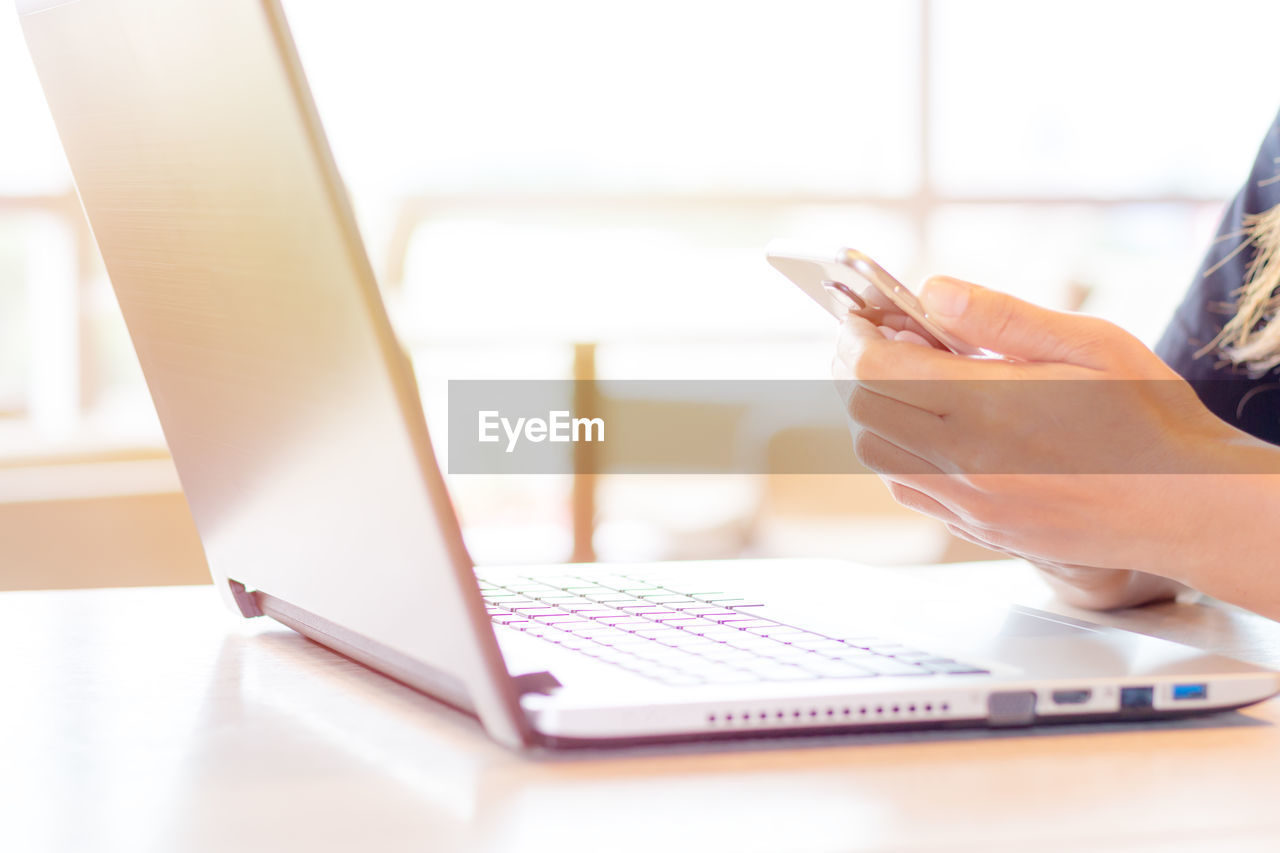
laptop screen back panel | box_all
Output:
[18,0,532,747]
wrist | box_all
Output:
[1163,427,1280,612]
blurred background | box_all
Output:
[2,0,1278,588]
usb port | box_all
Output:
[1120,686,1154,709]
[1051,689,1092,705]
[1172,684,1207,701]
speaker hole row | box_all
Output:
[707,702,950,725]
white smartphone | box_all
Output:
[765,241,983,357]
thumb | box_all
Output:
[919,276,1102,364]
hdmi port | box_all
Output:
[1051,689,1092,705]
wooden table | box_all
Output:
[5,562,1280,853]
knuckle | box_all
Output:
[983,291,1018,344]
[847,340,887,380]
[1071,318,1114,355]
[851,428,881,469]
[886,481,915,509]
[952,481,1020,533]
[948,441,988,476]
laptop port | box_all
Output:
[1120,686,1154,710]
[1051,688,1092,705]
[1172,683,1207,701]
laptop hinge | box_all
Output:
[227,579,264,618]
[512,670,562,696]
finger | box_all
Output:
[845,383,949,466]
[835,316,1019,413]
[859,308,912,333]
[884,480,962,525]
[850,428,945,478]
[919,276,1115,367]
[945,522,1013,556]
[892,328,932,347]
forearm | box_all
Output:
[1144,433,1280,618]
[1175,476,1280,618]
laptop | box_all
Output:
[19,0,1279,749]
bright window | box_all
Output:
[3,0,1279,454]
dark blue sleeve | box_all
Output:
[1154,109,1280,444]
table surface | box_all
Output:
[6,561,1280,853]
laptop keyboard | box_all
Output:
[479,572,989,687]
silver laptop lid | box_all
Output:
[18,0,531,747]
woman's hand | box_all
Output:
[833,276,1280,613]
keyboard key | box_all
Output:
[563,621,618,633]
[609,634,664,647]
[699,644,758,661]
[743,625,805,638]
[918,659,990,675]
[769,646,827,662]
[694,626,753,640]
[658,673,706,686]
[863,643,917,655]
[577,628,633,645]
[632,647,706,665]
[800,660,877,678]
[890,650,942,661]
[631,624,679,636]
[704,669,761,684]
[588,574,644,587]
[660,632,719,647]
[827,648,881,663]
[590,648,637,665]
[724,634,788,650]
[597,616,650,627]
[770,631,831,645]
[696,596,765,607]
[535,615,590,625]
[649,633,701,648]
[503,583,557,593]
[584,593,632,603]
[837,637,886,649]
[631,609,685,619]
[853,658,933,677]
[790,638,852,652]
[638,594,700,604]
[739,662,813,681]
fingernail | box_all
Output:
[921,277,969,318]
